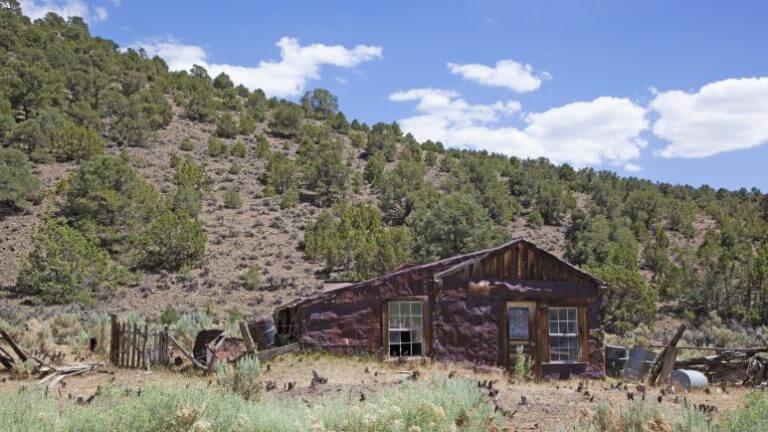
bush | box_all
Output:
[64,156,163,253]
[132,210,206,271]
[534,181,576,225]
[349,130,367,149]
[367,122,399,161]
[721,391,768,432]
[49,122,104,161]
[110,106,153,148]
[268,103,304,137]
[173,157,212,192]
[228,163,242,175]
[301,88,338,119]
[216,355,262,400]
[364,151,386,187]
[261,153,296,196]
[0,376,502,432]
[527,210,544,228]
[160,304,181,325]
[179,137,194,151]
[230,139,247,158]
[0,147,43,213]
[279,187,299,209]
[216,112,238,138]
[208,136,228,157]
[185,90,215,122]
[253,134,270,159]
[407,192,505,262]
[240,266,262,290]
[170,185,203,217]
[17,218,115,304]
[238,112,256,135]
[305,204,413,279]
[587,264,657,333]
[222,189,242,209]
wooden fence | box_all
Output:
[109,314,171,369]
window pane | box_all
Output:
[389,302,398,317]
[412,329,422,343]
[411,302,422,316]
[412,343,423,356]
[508,308,530,340]
[401,331,411,343]
[401,302,411,316]
[389,331,400,343]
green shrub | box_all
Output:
[216,355,262,400]
[305,204,413,279]
[238,112,256,135]
[185,90,215,122]
[170,185,203,217]
[254,134,270,159]
[268,104,304,137]
[173,157,212,192]
[207,136,228,157]
[0,147,43,212]
[407,192,505,262]
[49,122,105,161]
[240,266,262,290]
[230,139,247,158]
[528,210,544,228]
[534,181,576,225]
[364,151,386,187]
[349,130,367,149]
[280,187,299,209]
[261,153,296,196]
[0,376,501,432]
[179,137,194,151]
[160,305,180,325]
[216,112,238,138]
[722,391,768,432]
[222,189,242,209]
[132,210,206,271]
[213,72,234,90]
[587,264,657,333]
[17,218,115,304]
[63,156,163,253]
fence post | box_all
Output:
[109,314,120,366]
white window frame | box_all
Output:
[548,307,579,363]
[387,300,424,357]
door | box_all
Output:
[506,301,536,371]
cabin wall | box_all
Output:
[284,240,605,377]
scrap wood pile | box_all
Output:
[646,324,768,387]
[675,349,768,385]
[0,328,101,389]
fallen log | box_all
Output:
[649,324,685,386]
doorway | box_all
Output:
[506,301,536,371]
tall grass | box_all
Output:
[721,391,768,432]
[560,400,715,432]
[0,376,502,432]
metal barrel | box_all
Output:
[670,369,708,390]
[248,317,277,349]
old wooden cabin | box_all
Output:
[275,238,606,378]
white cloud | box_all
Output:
[650,77,768,158]
[132,37,382,98]
[624,163,642,173]
[19,0,109,22]
[447,59,549,92]
[391,89,648,167]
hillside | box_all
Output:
[2,8,768,345]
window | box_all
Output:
[388,301,424,357]
[508,307,530,340]
[549,307,579,363]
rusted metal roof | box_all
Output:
[277,238,604,314]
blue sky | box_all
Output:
[20,0,768,190]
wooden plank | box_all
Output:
[239,321,255,353]
[256,343,299,362]
[537,306,549,375]
[0,329,28,363]
[648,324,686,386]
[578,307,589,363]
[109,315,119,366]
[166,333,207,369]
[142,324,149,369]
[658,346,677,384]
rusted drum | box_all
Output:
[248,317,276,349]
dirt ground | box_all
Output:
[0,351,751,431]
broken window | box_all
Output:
[388,301,423,357]
[549,307,579,363]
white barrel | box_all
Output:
[670,369,708,390]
